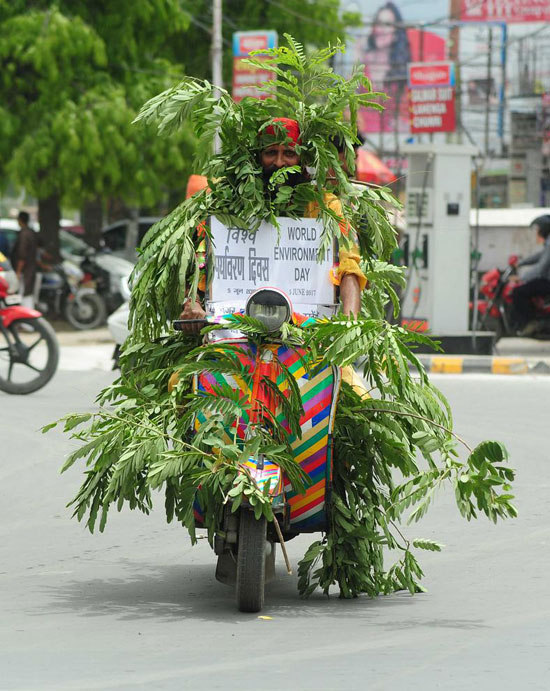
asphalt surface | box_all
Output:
[1,355,549,690]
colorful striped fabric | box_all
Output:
[276,345,339,530]
[193,339,340,532]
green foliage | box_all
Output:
[49,312,516,598]
[0,4,194,210]
[48,35,516,601]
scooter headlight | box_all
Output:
[245,289,292,332]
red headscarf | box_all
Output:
[263,117,301,146]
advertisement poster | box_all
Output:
[208,218,336,318]
[408,62,456,134]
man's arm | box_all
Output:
[518,250,543,267]
[522,243,550,282]
[340,273,361,316]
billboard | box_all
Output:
[408,62,456,133]
[338,1,449,135]
[460,0,550,23]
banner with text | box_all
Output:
[408,61,456,134]
[208,217,335,318]
[232,31,277,102]
[460,0,550,23]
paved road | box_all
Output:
[1,355,549,690]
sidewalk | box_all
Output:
[53,326,550,375]
[418,337,550,375]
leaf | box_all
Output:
[412,539,444,552]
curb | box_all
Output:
[417,355,550,375]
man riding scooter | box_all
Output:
[511,214,550,336]
[179,117,366,326]
[55,38,516,611]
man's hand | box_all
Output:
[340,273,361,316]
[178,298,207,333]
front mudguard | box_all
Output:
[0,306,42,327]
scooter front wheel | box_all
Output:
[236,509,267,613]
[0,317,59,394]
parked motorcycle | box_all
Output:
[80,251,132,317]
[38,260,106,330]
[0,254,59,394]
[472,255,550,340]
[175,287,340,612]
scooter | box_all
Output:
[472,255,550,340]
[175,287,340,612]
[0,254,59,394]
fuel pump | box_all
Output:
[401,143,477,337]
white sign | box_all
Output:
[207,217,336,318]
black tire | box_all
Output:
[64,292,106,330]
[0,317,59,394]
[236,509,267,613]
[478,314,505,341]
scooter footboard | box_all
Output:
[279,354,341,532]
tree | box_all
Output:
[0,3,194,254]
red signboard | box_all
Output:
[409,87,456,133]
[408,62,455,89]
[408,61,456,134]
[460,0,550,23]
[238,34,270,54]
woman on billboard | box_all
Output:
[357,1,446,135]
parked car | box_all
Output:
[101,216,160,262]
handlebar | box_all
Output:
[172,319,209,331]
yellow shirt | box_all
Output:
[304,192,367,291]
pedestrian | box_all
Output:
[11,210,38,308]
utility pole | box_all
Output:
[499,23,507,156]
[484,27,493,157]
[449,0,462,144]
[212,0,223,152]
[212,0,223,92]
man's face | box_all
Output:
[260,144,300,173]
[260,143,302,191]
